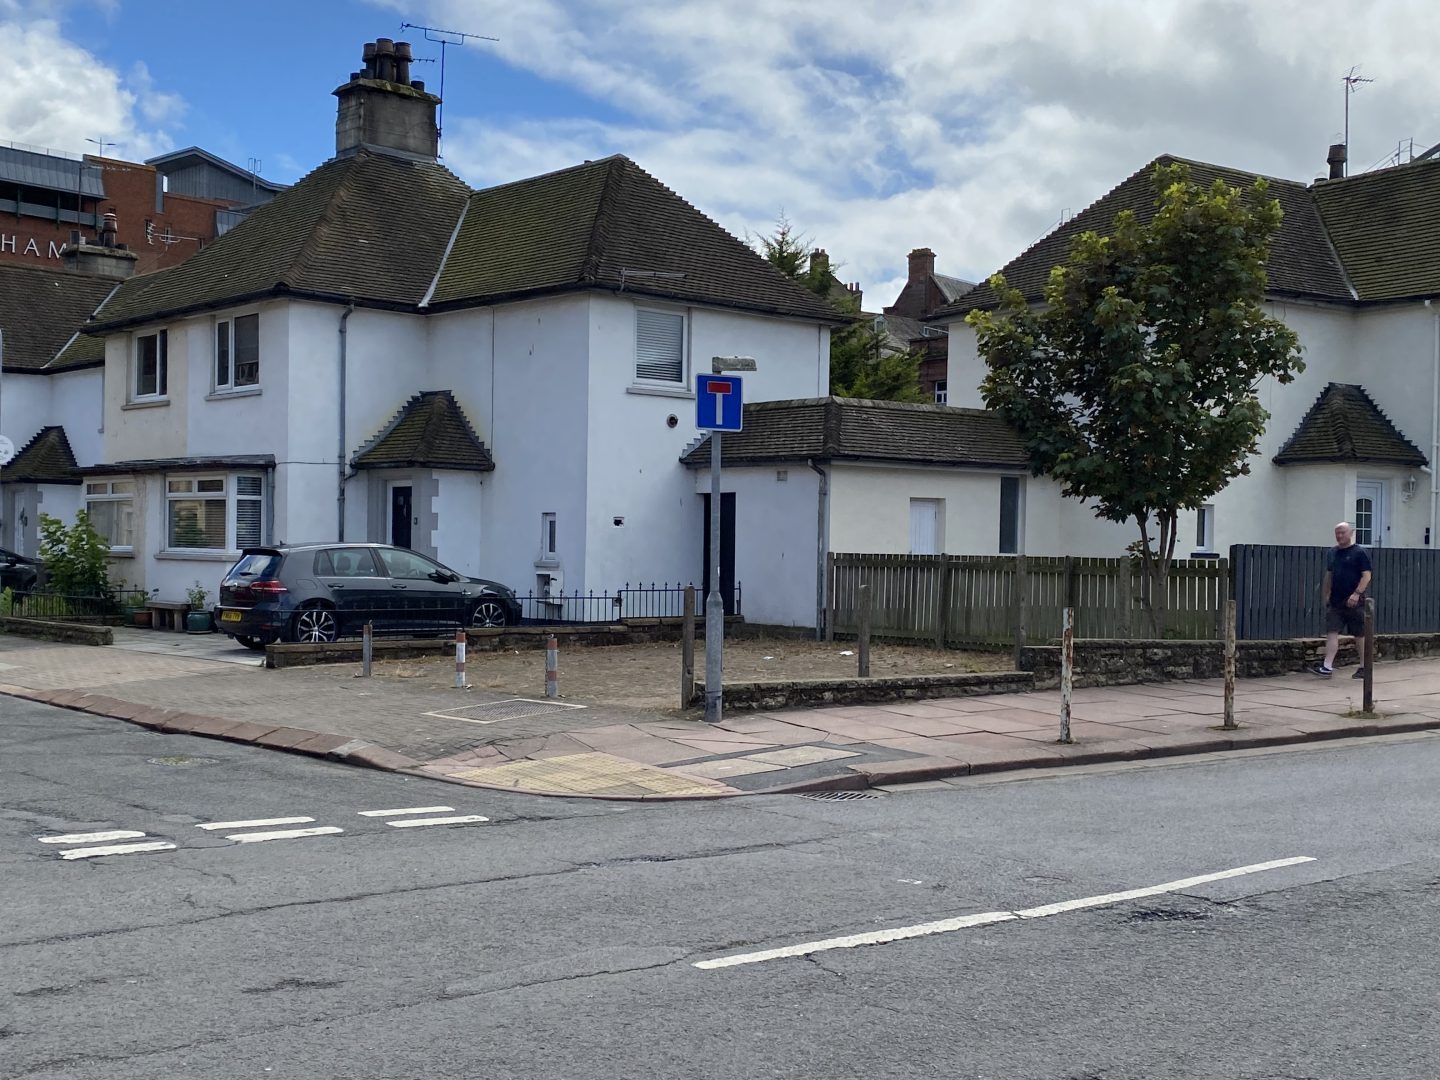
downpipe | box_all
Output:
[808,459,828,640]
[337,301,355,541]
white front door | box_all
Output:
[1355,480,1386,547]
[909,498,942,555]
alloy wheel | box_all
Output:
[470,600,508,628]
[293,606,338,643]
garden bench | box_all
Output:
[146,600,190,632]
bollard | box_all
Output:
[454,628,467,689]
[1059,606,1074,743]
[1363,597,1376,713]
[545,633,559,699]
[680,585,696,709]
[857,583,872,678]
[1222,599,1237,730]
[362,621,373,678]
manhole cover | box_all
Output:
[148,755,220,767]
[424,698,587,726]
[794,790,879,801]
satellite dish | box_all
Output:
[0,436,14,466]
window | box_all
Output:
[215,313,260,390]
[1196,505,1215,552]
[164,474,265,552]
[635,308,685,383]
[541,512,557,559]
[999,477,1021,555]
[377,547,444,580]
[316,548,380,577]
[935,380,948,405]
[1355,480,1385,547]
[85,480,134,551]
[909,498,943,555]
[134,330,167,399]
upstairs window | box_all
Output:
[134,330,168,399]
[934,380,948,405]
[215,313,260,391]
[635,308,685,383]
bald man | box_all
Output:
[1309,521,1373,678]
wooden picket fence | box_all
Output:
[826,553,1229,646]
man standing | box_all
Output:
[1310,521,1373,678]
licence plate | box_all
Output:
[221,610,242,622]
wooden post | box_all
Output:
[361,621,373,678]
[1215,558,1230,639]
[681,585,696,709]
[857,583,872,678]
[1222,598,1237,730]
[1059,606,1074,743]
[1064,555,1079,617]
[935,558,954,650]
[824,552,837,643]
[1012,553,1028,669]
[1363,597,1376,713]
[1118,557,1134,640]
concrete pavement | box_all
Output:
[2,629,1438,797]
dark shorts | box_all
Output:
[1326,604,1365,636]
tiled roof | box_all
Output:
[89,149,472,330]
[1311,159,1440,301]
[940,154,1354,316]
[680,397,1028,469]
[1,426,79,484]
[352,391,495,472]
[430,155,845,322]
[1273,383,1427,467]
[932,273,975,303]
[0,264,114,372]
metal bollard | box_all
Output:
[545,634,559,698]
[1059,606,1074,743]
[454,628,467,689]
[362,621,373,678]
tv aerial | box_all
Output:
[399,22,498,151]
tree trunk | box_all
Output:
[1134,513,1173,639]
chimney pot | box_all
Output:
[411,80,425,92]
[1327,142,1347,180]
[395,40,412,84]
[375,38,396,82]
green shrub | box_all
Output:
[38,511,114,601]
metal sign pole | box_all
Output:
[704,429,724,723]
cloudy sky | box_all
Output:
[2,0,1435,304]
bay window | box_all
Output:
[165,474,265,552]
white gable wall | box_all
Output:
[1,373,53,457]
[49,369,103,467]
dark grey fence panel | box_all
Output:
[1232,544,1440,639]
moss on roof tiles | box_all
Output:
[1312,159,1440,301]
[431,155,844,322]
[1,425,80,484]
[0,265,114,372]
[1273,382,1427,467]
[352,390,495,472]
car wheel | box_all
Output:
[469,599,511,628]
[291,604,338,643]
[235,635,270,652]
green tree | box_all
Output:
[756,216,927,403]
[967,163,1304,635]
[38,511,114,600]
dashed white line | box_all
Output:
[226,826,344,844]
[196,817,315,831]
[385,815,490,828]
[693,856,1316,970]
[39,830,146,845]
[59,842,177,860]
[358,806,456,817]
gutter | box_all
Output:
[338,301,356,541]
[807,459,829,640]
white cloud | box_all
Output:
[0,12,183,160]
[385,1,1440,305]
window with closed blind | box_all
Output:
[164,474,266,552]
[635,308,685,383]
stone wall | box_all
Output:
[692,670,1035,712]
[0,618,112,646]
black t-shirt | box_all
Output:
[1327,543,1373,606]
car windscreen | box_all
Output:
[228,553,281,579]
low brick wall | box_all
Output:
[0,617,112,646]
[1018,633,1440,689]
[694,670,1035,712]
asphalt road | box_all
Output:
[4,696,1439,1079]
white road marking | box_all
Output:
[39,830,146,845]
[226,826,344,844]
[385,815,490,828]
[694,856,1316,970]
[59,841,177,860]
[196,817,315,831]
[358,806,456,817]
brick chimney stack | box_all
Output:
[1327,142,1347,180]
[60,211,138,279]
[333,38,441,161]
[908,247,935,286]
[810,249,830,278]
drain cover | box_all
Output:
[424,698,587,726]
[794,790,878,801]
[148,755,219,767]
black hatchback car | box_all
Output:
[213,543,522,650]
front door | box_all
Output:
[910,498,942,554]
[700,493,736,616]
[1355,480,1386,547]
[389,485,413,549]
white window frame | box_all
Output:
[214,311,261,392]
[934,380,948,405]
[634,306,687,385]
[540,512,557,559]
[84,479,136,553]
[163,472,265,554]
[1196,504,1216,553]
[133,329,168,401]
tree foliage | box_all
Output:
[967,163,1304,633]
[757,215,927,403]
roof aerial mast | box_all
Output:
[1341,66,1375,178]
[399,22,498,155]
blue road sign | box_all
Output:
[696,374,743,431]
